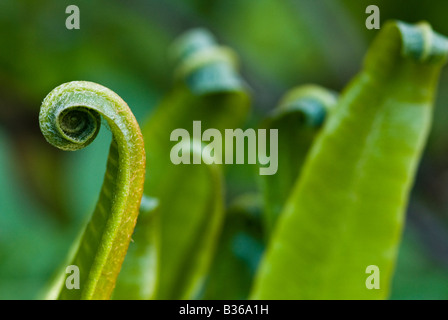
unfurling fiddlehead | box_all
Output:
[39,81,146,300]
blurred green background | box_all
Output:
[0,0,447,299]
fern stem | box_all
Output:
[39,81,146,300]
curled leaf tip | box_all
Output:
[39,81,135,151]
[171,29,244,94]
[396,20,448,63]
[171,28,217,63]
[365,21,448,78]
[39,82,100,151]
[273,84,338,127]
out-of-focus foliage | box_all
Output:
[200,194,264,300]
[259,85,338,236]
[1,0,448,299]
[136,29,250,300]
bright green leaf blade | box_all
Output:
[251,21,448,300]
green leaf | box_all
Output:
[251,21,448,300]
[114,145,225,300]
[112,195,160,300]
[39,81,146,300]
[259,85,337,236]
[156,145,225,300]
[140,29,251,299]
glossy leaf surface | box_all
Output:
[251,21,448,300]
